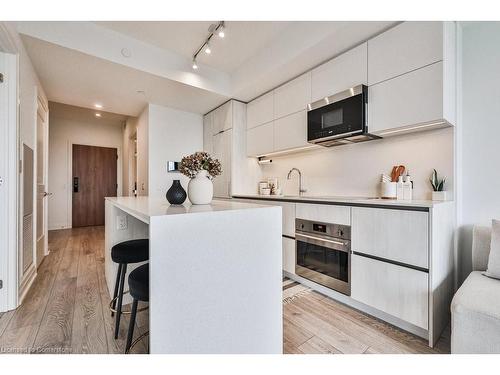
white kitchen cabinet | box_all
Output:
[368,62,448,136]
[212,101,233,135]
[368,22,443,85]
[351,206,428,269]
[311,43,368,102]
[203,111,213,154]
[212,129,232,198]
[273,110,308,152]
[351,254,429,329]
[296,203,350,226]
[274,72,311,119]
[246,122,274,157]
[247,91,274,130]
[282,237,296,274]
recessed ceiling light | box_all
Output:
[218,24,225,38]
[94,103,103,109]
[121,48,132,58]
[95,113,102,117]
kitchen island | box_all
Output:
[104,197,282,354]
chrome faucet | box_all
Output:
[287,168,307,196]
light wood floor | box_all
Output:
[0,226,450,354]
[0,226,148,354]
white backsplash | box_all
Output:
[258,127,454,200]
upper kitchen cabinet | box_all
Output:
[203,111,213,154]
[247,121,274,157]
[246,91,274,130]
[274,72,311,119]
[273,110,308,152]
[311,43,368,102]
[212,101,233,135]
[367,21,457,136]
[368,22,444,85]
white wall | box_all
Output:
[148,104,203,199]
[122,116,138,196]
[259,128,454,199]
[0,22,48,305]
[136,106,149,196]
[457,22,500,283]
[48,104,124,230]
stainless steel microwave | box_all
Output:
[307,85,380,147]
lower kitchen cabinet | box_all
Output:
[282,237,296,274]
[351,254,429,329]
[296,203,351,225]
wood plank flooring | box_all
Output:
[0,227,148,354]
[0,226,450,354]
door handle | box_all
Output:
[43,192,53,197]
[73,177,79,193]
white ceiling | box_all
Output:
[21,34,228,117]
[49,101,128,125]
[19,21,397,117]
[95,21,293,73]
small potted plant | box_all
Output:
[180,151,222,204]
[430,169,448,201]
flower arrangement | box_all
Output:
[179,151,222,179]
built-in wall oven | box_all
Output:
[295,219,351,295]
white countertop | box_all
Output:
[105,196,271,223]
[232,194,452,208]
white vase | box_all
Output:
[188,170,213,204]
[432,191,449,201]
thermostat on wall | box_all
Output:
[167,161,180,172]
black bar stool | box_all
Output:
[125,263,149,354]
[110,239,149,339]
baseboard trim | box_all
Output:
[18,264,37,306]
[283,271,429,341]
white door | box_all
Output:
[0,51,19,311]
[36,97,49,268]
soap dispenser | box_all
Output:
[396,176,405,200]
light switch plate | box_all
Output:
[116,215,128,230]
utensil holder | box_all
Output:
[381,182,397,199]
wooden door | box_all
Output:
[72,145,117,227]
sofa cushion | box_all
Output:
[452,271,500,320]
[451,271,500,353]
[485,219,500,279]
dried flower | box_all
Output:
[179,151,222,179]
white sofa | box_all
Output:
[451,226,500,353]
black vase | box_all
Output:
[166,180,187,205]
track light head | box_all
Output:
[192,59,198,70]
[218,25,225,38]
[204,42,211,54]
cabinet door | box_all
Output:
[351,254,428,329]
[283,237,296,274]
[212,101,232,135]
[247,92,274,130]
[246,122,274,157]
[273,110,308,152]
[311,43,368,102]
[203,112,213,154]
[351,207,428,268]
[296,203,350,225]
[274,72,311,119]
[368,21,443,85]
[368,62,444,135]
[212,130,232,198]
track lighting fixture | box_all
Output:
[191,21,225,70]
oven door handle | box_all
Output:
[295,232,350,252]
